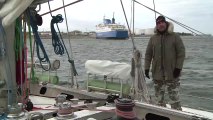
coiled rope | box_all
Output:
[115,98,136,119]
[50,14,65,55]
[48,1,78,77]
[26,9,51,71]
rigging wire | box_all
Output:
[134,0,205,35]
[152,0,156,21]
[62,0,78,87]
[41,0,84,16]
[62,0,74,60]
[132,0,135,38]
[129,0,133,30]
[120,0,136,50]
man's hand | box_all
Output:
[145,69,150,79]
[173,68,181,78]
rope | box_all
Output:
[23,21,30,103]
[50,14,65,55]
[15,18,25,103]
[134,0,205,35]
[15,18,23,87]
[115,109,136,119]
[15,18,27,103]
[14,19,22,61]
[26,19,36,84]
[120,0,136,50]
[48,1,78,77]
[26,9,51,71]
[115,99,136,119]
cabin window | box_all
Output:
[145,113,170,120]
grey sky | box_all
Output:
[38,0,213,35]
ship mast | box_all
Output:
[112,12,115,24]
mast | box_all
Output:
[0,18,16,113]
[112,12,115,24]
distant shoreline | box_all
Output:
[39,35,96,39]
[35,34,212,40]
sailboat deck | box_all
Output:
[29,95,213,120]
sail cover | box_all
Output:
[85,60,131,80]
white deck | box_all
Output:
[135,101,213,120]
[29,95,114,120]
[29,95,213,120]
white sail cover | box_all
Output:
[85,60,131,80]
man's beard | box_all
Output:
[157,29,167,34]
[157,22,169,34]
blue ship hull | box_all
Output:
[96,30,129,39]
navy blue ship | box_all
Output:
[95,14,129,39]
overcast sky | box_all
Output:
[37,0,213,35]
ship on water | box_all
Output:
[95,14,129,39]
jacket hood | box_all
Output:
[154,22,174,34]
